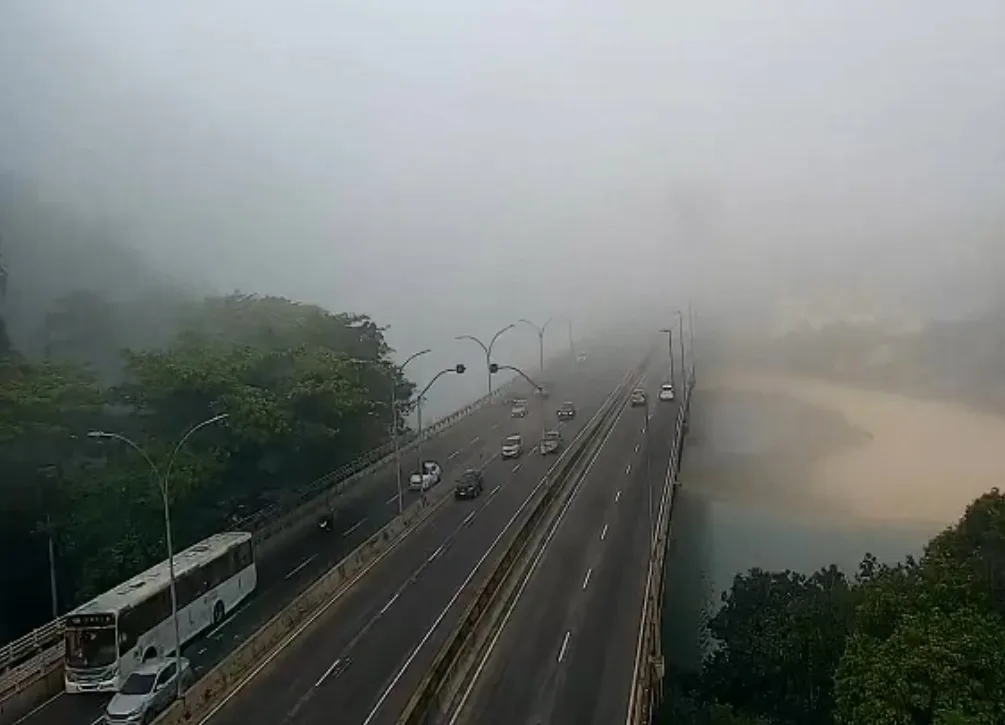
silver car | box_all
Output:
[501,434,523,459]
[104,658,193,724]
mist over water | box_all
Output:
[660,371,1005,675]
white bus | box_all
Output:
[63,531,256,694]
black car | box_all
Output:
[454,469,485,500]
[557,401,576,420]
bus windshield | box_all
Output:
[65,627,117,669]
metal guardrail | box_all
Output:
[0,355,554,701]
[625,368,695,725]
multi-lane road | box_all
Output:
[194,346,638,725]
[15,344,636,725]
[450,369,681,725]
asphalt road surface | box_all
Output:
[451,367,682,725]
[191,345,640,725]
[13,354,587,725]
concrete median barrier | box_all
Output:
[396,359,648,725]
[152,485,453,725]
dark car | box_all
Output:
[454,469,485,500]
[557,401,576,420]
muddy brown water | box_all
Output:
[661,370,1005,674]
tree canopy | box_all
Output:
[0,290,414,642]
[672,490,1005,725]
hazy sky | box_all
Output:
[2,1,1004,413]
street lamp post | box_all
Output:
[491,363,547,446]
[518,318,553,374]
[391,349,431,515]
[88,412,229,701]
[674,310,685,384]
[659,327,675,385]
[413,365,467,491]
[456,323,516,396]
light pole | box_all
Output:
[491,363,547,446]
[673,310,685,384]
[456,323,516,396]
[88,412,229,701]
[391,349,431,515]
[413,365,467,490]
[518,318,553,374]
[659,327,675,385]
[688,301,696,378]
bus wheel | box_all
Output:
[213,601,225,625]
[143,647,158,662]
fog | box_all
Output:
[2,1,1004,413]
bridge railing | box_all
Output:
[0,361,543,707]
[625,367,695,725]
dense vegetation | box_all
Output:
[0,288,414,642]
[667,489,1005,725]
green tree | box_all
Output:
[835,607,1005,725]
[695,566,857,724]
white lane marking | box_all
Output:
[634,443,640,453]
[625,464,631,475]
[558,631,571,663]
[625,422,679,724]
[197,647,207,656]
[342,518,367,537]
[601,524,608,540]
[513,463,522,472]
[428,544,445,563]
[386,494,399,505]
[491,484,501,496]
[640,427,645,434]
[448,377,639,725]
[362,374,637,725]
[463,511,476,526]
[10,692,64,725]
[582,568,592,590]
[89,718,102,725]
[615,490,621,503]
[284,554,318,580]
[380,592,400,615]
[470,436,480,446]
[314,658,342,688]
[448,450,461,460]
[491,423,499,430]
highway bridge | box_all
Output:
[3,338,691,725]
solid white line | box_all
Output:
[601,524,608,540]
[448,450,460,460]
[615,490,621,503]
[380,592,400,616]
[284,554,318,580]
[368,371,639,725]
[341,518,367,537]
[10,692,64,725]
[582,568,592,590]
[558,631,571,663]
[314,658,341,688]
[428,544,445,563]
[624,415,679,724]
[447,378,639,725]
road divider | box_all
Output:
[0,353,572,724]
[395,350,653,725]
[151,479,456,725]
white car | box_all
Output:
[659,383,675,402]
[104,658,193,724]
[409,461,442,491]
